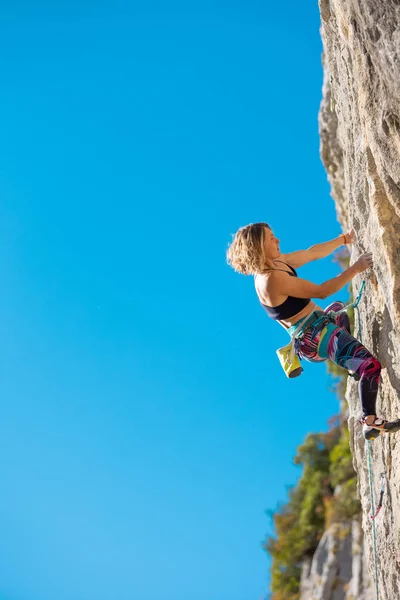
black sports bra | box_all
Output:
[258,260,311,320]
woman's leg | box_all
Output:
[326,327,381,418]
[297,303,395,437]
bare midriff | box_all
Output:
[276,301,323,330]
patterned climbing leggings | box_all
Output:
[295,301,381,417]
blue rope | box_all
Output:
[354,280,366,308]
[355,291,379,600]
[330,279,366,316]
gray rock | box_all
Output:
[299,521,373,600]
[306,1,400,598]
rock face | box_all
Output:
[299,520,373,600]
[315,1,400,599]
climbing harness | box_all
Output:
[277,310,334,378]
[371,473,385,521]
[277,280,366,378]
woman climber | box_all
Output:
[226,221,400,440]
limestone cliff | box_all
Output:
[307,1,400,599]
[299,520,373,600]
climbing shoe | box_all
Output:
[361,416,400,440]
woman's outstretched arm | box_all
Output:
[281,229,356,268]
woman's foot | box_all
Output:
[361,415,400,440]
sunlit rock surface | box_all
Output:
[301,1,400,598]
[299,520,373,600]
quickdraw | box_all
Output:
[371,473,385,521]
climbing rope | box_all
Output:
[329,279,365,317]
[354,288,380,600]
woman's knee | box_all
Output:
[325,301,345,313]
[324,302,350,332]
[360,356,381,379]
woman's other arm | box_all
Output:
[264,252,373,300]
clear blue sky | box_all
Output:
[0,2,346,599]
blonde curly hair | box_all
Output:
[226,222,271,275]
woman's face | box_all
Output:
[263,227,280,259]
